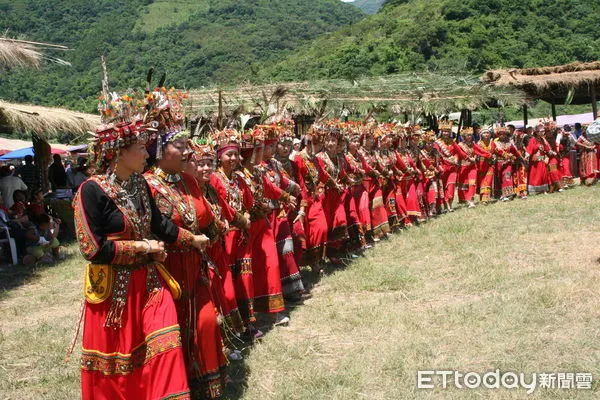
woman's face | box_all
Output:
[463,134,473,143]
[219,148,240,172]
[184,159,199,179]
[311,138,324,153]
[441,130,450,138]
[119,140,149,174]
[349,138,360,152]
[325,137,338,154]
[160,139,189,174]
[482,131,491,141]
[196,159,214,184]
[34,191,43,202]
[365,135,375,149]
[277,142,291,158]
[263,143,276,160]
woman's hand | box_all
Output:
[288,195,298,209]
[139,240,165,254]
[151,251,168,262]
[192,234,210,251]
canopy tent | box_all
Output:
[0,146,67,160]
[505,112,596,129]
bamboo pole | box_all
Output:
[592,86,598,120]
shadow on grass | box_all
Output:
[221,254,355,399]
[0,239,76,297]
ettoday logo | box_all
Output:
[417,370,593,394]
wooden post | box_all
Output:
[551,103,557,121]
[523,104,528,126]
[592,85,598,120]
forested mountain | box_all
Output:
[343,0,386,14]
[0,0,364,111]
[266,0,600,81]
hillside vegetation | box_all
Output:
[0,0,363,111]
[265,0,600,81]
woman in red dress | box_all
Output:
[145,132,227,399]
[420,131,445,216]
[314,125,349,260]
[359,125,391,240]
[292,131,329,269]
[376,126,401,229]
[476,128,495,203]
[74,117,209,400]
[210,131,258,336]
[396,132,422,223]
[187,142,244,335]
[434,121,460,211]
[261,124,305,300]
[457,127,492,208]
[545,126,565,193]
[526,125,551,195]
[492,127,522,202]
[576,132,598,186]
[344,126,372,250]
[238,128,293,324]
[512,129,529,199]
[554,129,575,188]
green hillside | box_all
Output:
[0,0,364,111]
[266,0,600,81]
[343,0,386,14]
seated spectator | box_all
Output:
[0,165,28,208]
[23,213,62,265]
[27,189,46,218]
[10,190,27,218]
[0,193,30,258]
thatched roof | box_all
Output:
[0,37,70,69]
[0,100,99,139]
[482,61,600,105]
[187,72,525,121]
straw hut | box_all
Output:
[187,72,525,135]
[0,100,99,191]
[483,61,600,121]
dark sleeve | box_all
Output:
[73,180,121,264]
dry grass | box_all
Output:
[0,37,70,70]
[0,186,599,399]
[0,100,99,137]
[483,61,600,92]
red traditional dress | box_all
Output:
[202,182,244,334]
[315,150,349,257]
[210,168,256,324]
[434,137,460,207]
[359,148,391,238]
[396,150,422,220]
[546,140,564,192]
[377,149,401,227]
[558,134,575,186]
[345,151,371,248]
[237,165,286,314]
[526,136,551,194]
[264,158,305,297]
[512,136,528,197]
[420,147,444,216]
[74,174,193,400]
[292,150,328,265]
[576,135,598,186]
[491,139,521,199]
[145,170,226,399]
[457,141,491,203]
[476,139,495,202]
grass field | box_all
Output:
[1,185,599,399]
